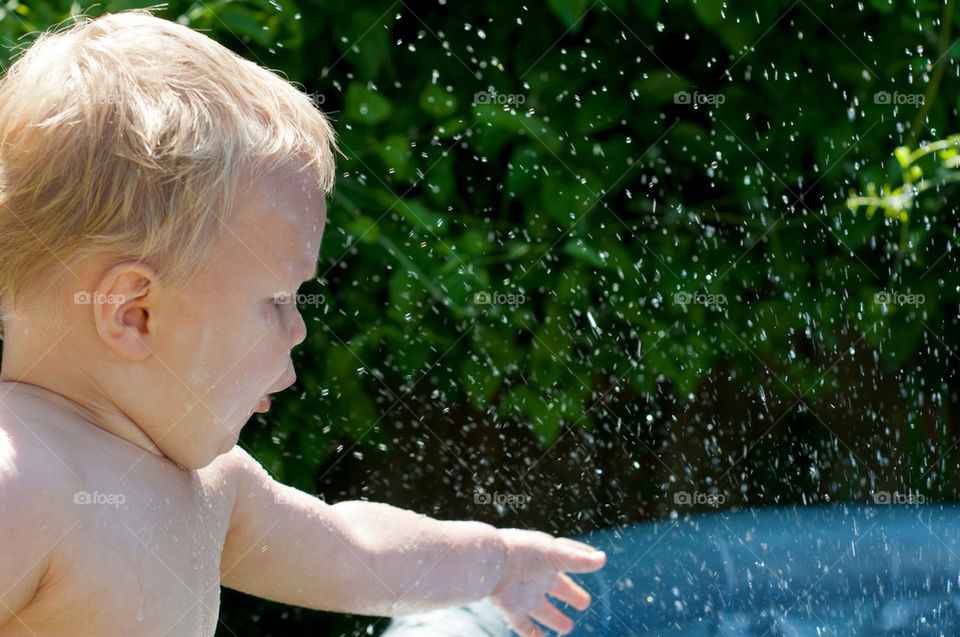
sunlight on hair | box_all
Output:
[0,8,340,335]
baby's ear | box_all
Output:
[88,262,157,361]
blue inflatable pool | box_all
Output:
[383,505,960,636]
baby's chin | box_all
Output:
[156,433,238,470]
[219,427,244,457]
[203,427,245,466]
[155,396,262,468]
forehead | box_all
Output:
[232,163,326,279]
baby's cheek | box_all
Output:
[184,327,216,390]
[254,307,288,356]
[262,301,283,326]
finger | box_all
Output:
[529,597,575,635]
[553,543,606,573]
[555,537,602,555]
[546,572,592,611]
[506,614,545,637]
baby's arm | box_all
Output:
[219,446,506,614]
[218,447,604,635]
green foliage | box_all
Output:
[7,0,960,634]
[847,135,960,220]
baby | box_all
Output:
[0,10,605,637]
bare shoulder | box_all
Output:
[0,403,78,626]
[201,444,271,487]
[199,445,278,511]
[202,445,312,544]
[0,397,79,514]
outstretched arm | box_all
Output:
[218,446,605,634]
[218,446,507,615]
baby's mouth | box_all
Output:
[255,375,294,414]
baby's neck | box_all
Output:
[0,379,174,465]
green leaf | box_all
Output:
[419,82,459,119]
[216,4,274,47]
[389,198,446,234]
[574,95,628,135]
[472,104,563,154]
[462,355,501,411]
[868,0,896,13]
[631,71,694,107]
[424,153,455,203]
[387,269,430,322]
[345,214,381,245]
[540,170,599,225]
[691,0,724,30]
[336,9,390,80]
[546,0,592,32]
[531,406,563,445]
[376,134,414,181]
[562,238,606,268]
[632,0,663,20]
[344,83,392,125]
[505,145,544,197]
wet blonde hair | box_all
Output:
[0,9,338,337]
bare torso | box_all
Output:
[0,384,239,637]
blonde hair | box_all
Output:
[0,9,338,337]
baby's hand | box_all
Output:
[488,528,607,637]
